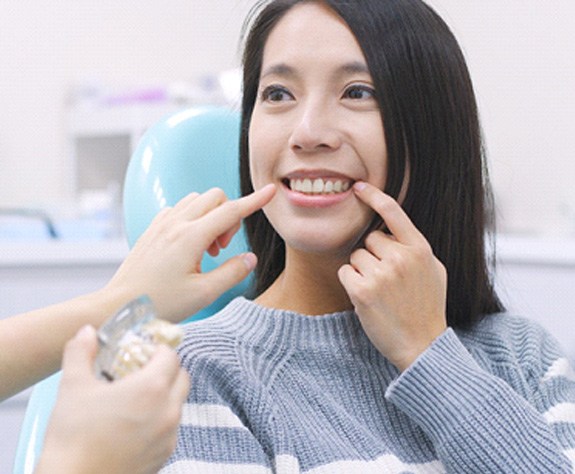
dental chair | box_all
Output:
[12,105,245,474]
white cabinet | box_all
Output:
[66,103,184,198]
[0,240,128,473]
[496,235,575,361]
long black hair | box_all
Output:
[239,0,504,329]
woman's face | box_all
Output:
[249,2,387,258]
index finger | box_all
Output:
[353,181,425,245]
[196,183,277,246]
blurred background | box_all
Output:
[0,1,574,471]
[0,0,573,236]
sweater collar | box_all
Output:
[217,297,374,353]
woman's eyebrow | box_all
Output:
[260,63,296,80]
[337,61,370,76]
[260,61,370,80]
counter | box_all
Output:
[2,234,574,267]
[0,238,128,473]
[496,234,575,267]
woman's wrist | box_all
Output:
[35,444,94,474]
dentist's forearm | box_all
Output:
[0,287,127,401]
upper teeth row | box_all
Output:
[289,178,351,194]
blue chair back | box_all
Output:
[124,105,248,320]
[12,373,61,474]
[13,105,244,473]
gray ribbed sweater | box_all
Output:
[161,297,575,473]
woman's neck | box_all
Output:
[255,249,353,315]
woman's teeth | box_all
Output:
[289,178,351,195]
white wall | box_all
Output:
[0,0,253,208]
[1,0,574,237]
[426,0,575,236]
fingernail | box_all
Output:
[242,252,257,270]
[77,325,95,340]
[353,181,367,192]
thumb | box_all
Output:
[198,252,257,303]
[61,325,99,381]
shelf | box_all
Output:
[67,102,184,136]
[0,238,129,267]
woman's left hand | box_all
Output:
[338,182,447,371]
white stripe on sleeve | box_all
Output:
[543,358,575,383]
[304,454,444,474]
[543,402,575,425]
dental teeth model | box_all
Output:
[94,295,183,381]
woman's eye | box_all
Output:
[261,85,293,102]
[344,85,376,100]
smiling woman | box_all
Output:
[159,1,575,473]
[246,2,388,307]
[241,0,493,324]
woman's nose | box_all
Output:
[288,102,342,153]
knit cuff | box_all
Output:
[385,328,517,444]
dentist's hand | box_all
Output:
[37,325,190,474]
[103,184,276,322]
[338,182,447,371]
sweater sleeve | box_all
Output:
[385,327,575,473]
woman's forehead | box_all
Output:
[260,2,368,76]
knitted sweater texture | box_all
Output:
[161,297,575,473]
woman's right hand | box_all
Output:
[102,184,276,322]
